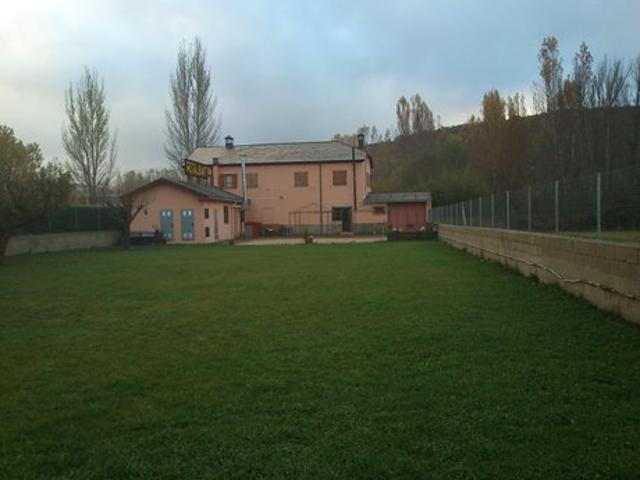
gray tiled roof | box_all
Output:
[126,177,244,203]
[189,141,367,165]
[170,179,244,203]
[365,192,431,204]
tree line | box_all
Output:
[338,37,640,204]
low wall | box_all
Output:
[6,231,120,256]
[438,225,640,324]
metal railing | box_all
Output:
[431,164,640,242]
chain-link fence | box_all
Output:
[22,206,121,235]
[431,165,640,243]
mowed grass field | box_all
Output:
[1,241,640,479]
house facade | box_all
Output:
[189,136,431,235]
[128,136,431,242]
[126,178,243,243]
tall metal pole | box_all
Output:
[351,147,357,212]
[596,172,602,238]
[554,180,559,233]
[241,154,248,208]
[506,191,510,230]
[527,186,532,232]
[491,194,495,228]
[479,197,482,228]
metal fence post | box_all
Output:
[596,172,602,238]
[469,200,473,227]
[97,207,101,231]
[554,180,559,233]
[74,207,79,231]
[527,185,532,232]
[506,191,510,229]
[491,194,495,228]
[479,197,482,228]
[462,202,467,226]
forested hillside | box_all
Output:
[335,37,640,205]
[369,106,640,203]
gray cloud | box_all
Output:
[1,0,638,170]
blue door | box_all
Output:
[181,209,194,241]
[160,209,173,240]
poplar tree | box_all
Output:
[165,37,220,171]
[62,68,117,204]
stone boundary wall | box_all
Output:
[438,225,640,324]
[6,231,120,257]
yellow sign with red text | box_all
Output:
[184,159,212,179]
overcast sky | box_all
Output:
[1,0,639,170]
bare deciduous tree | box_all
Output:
[396,96,411,137]
[165,37,220,171]
[591,56,629,108]
[591,56,630,171]
[115,168,182,194]
[572,42,593,108]
[632,55,640,108]
[62,68,117,204]
[109,188,153,247]
[536,36,564,113]
[410,94,435,134]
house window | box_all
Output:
[204,208,210,219]
[294,171,308,187]
[333,170,347,186]
[246,173,258,188]
[219,174,238,189]
[205,226,210,237]
[223,205,229,224]
[373,206,386,215]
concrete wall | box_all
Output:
[6,230,120,256]
[438,225,640,324]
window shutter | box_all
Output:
[294,172,308,187]
[333,170,347,186]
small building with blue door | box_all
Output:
[126,178,244,243]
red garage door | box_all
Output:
[388,203,426,232]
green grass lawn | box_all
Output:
[1,242,639,479]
